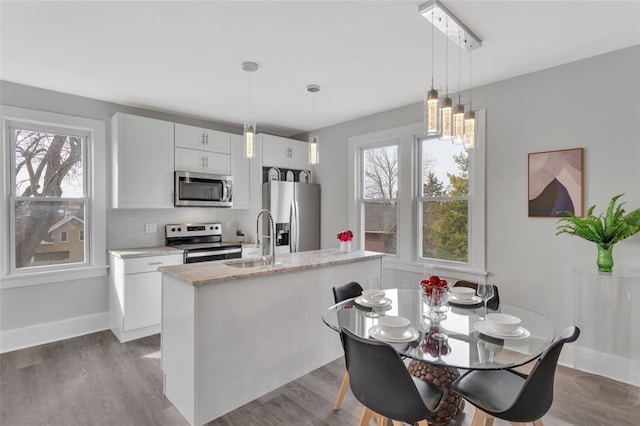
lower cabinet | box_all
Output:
[109,253,183,343]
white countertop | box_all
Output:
[159,249,384,286]
[108,246,184,259]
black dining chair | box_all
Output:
[341,327,447,426]
[331,281,363,411]
[451,326,580,426]
[453,280,501,310]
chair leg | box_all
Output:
[392,421,404,426]
[511,423,526,426]
[471,409,495,426]
[357,407,374,426]
[417,420,429,426]
[333,372,349,410]
[533,420,544,426]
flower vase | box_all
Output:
[339,241,351,253]
[597,244,614,273]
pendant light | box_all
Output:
[440,17,453,140]
[464,46,476,149]
[425,8,439,135]
[453,34,465,144]
[242,61,258,158]
[307,84,320,165]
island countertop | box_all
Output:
[158,249,384,286]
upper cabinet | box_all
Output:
[112,113,174,209]
[260,134,309,171]
[174,123,231,175]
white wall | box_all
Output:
[311,46,640,383]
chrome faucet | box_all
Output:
[256,209,277,266]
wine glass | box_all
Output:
[476,278,494,319]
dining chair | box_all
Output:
[341,327,447,426]
[453,280,500,310]
[451,326,580,426]
[331,281,363,411]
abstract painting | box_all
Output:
[528,148,583,217]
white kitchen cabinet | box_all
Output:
[175,147,231,175]
[111,113,174,208]
[175,123,231,154]
[109,252,183,343]
[260,133,309,171]
[230,133,249,209]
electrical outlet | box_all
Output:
[145,223,157,234]
[225,221,232,230]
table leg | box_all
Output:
[407,360,464,426]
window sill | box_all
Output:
[0,265,109,289]
[383,258,486,282]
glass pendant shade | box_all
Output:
[425,88,440,135]
[440,96,453,139]
[243,121,256,158]
[453,103,465,143]
[309,134,319,165]
[463,110,476,148]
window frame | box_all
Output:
[348,114,485,275]
[1,106,107,288]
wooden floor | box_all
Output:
[1,331,638,426]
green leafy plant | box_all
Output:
[236,229,244,237]
[556,194,640,248]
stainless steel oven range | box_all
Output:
[166,223,242,263]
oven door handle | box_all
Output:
[185,249,241,258]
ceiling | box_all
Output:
[1,1,639,136]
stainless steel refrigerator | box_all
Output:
[262,181,320,254]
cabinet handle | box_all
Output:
[201,132,205,145]
[148,262,163,266]
[201,156,205,167]
[205,133,209,145]
[205,156,209,168]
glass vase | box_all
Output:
[597,244,614,273]
[339,241,351,253]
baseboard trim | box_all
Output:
[0,312,109,354]
[560,345,639,387]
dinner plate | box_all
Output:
[449,294,482,305]
[268,167,280,182]
[286,170,294,182]
[299,170,310,183]
[354,296,392,308]
[369,325,420,343]
[474,321,531,340]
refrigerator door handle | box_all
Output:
[289,200,296,253]
[294,200,300,252]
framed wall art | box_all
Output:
[528,148,583,217]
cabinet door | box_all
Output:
[175,123,206,150]
[261,134,291,168]
[230,134,249,209]
[204,152,231,175]
[175,147,205,173]
[112,113,174,208]
[204,129,231,154]
[123,271,161,331]
[288,138,310,170]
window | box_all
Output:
[11,127,85,269]
[360,144,398,254]
[1,105,106,284]
[419,137,470,263]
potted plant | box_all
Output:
[556,194,640,272]
[236,229,245,243]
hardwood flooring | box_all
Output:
[1,331,638,425]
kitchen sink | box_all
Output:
[224,258,282,268]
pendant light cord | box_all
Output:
[444,18,449,96]
[468,44,473,110]
[431,9,435,88]
[249,71,253,122]
[458,34,462,105]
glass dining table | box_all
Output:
[321,288,555,425]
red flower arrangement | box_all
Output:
[337,230,353,242]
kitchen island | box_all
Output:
[159,249,384,426]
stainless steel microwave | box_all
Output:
[174,171,233,207]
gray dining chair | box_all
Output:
[341,327,447,426]
[451,326,580,426]
[331,281,363,411]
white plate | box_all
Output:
[474,321,531,340]
[268,167,280,182]
[369,325,420,343]
[299,170,310,183]
[286,170,294,182]
[449,294,482,305]
[354,296,392,308]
